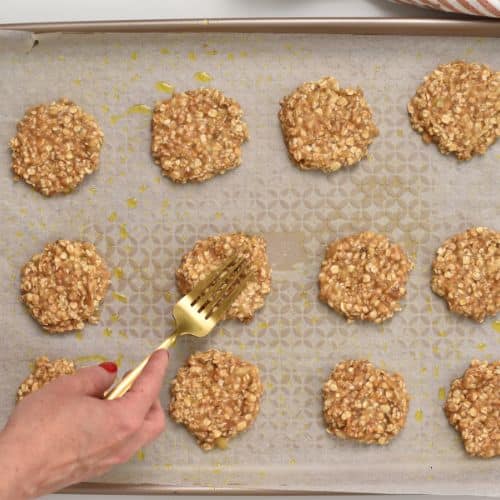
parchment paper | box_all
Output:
[0,31,498,495]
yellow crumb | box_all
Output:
[194,71,213,82]
[115,353,124,367]
[113,267,124,279]
[112,292,128,303]
[127,104,151,115]
[119,224,128,239]
[155,81,174,94]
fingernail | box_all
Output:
[99,361,118,373]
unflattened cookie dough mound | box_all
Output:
[10,98,104,196]
[408,61,499,160]
[176,233,271,322]
[170,349,264,450]
[279,76,379,172]
[151,88,249,183]
[444,360,499,458]
[318,232,413,323]
[323,360,410,445]
[17,356,76,401]
[21,240,110,333]
[431,227,499,323]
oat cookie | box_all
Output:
[17,356,76,401]
[431,227,499,322]
[170,350,264,450]
[10,98,104,196]
[21,240,110,333]
[408,61,500,160]
[151,88,249,183]
[444,360,499,458]
[278,76,378,172]
[318,232,413,323]
[176,233,271,322]
[323,359,410,445]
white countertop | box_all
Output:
[4,1,488,499]
[0,0,459,23]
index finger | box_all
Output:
[117,349,169,417]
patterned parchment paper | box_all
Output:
[0,31,498,495]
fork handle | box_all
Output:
[104,330,179,400]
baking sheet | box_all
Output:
[0,31,498,495]
[2,18,500,36]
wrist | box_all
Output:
[0,428,36,500]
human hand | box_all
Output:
[0,349,169,499]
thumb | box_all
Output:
[65,361,118,397]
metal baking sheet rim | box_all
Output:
[64,483,367,495]
[0,17,499,36]
[1,16,498,496]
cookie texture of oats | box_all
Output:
[21,240,110,333]
[323,359,410,445]
[279,76,378,172]
[408,61,499,160]
[10,98,103,196]
[170,349,264,450]
[444,360,499,458]
[319,231,413,323]
[431,227,499,322]
[151,88,249,183]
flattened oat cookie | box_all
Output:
[176,233,271,322]
[279,76,378,172]
[170,350,264,450]
[21,240,110,333]
[10,98,104,196]
[408,61,499,160]
[323,359,409,445]
[151,88,249,183]
[318,232,413,323]
[17,356,76,401]
[444,360,499,458]
[431,227,499,322]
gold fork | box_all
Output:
[105,255,252,400]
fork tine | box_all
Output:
[192,255,246,307]
[201,261,248,317]
[209,273,254,323]
[186,255,239,304]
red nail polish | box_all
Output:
[99,361,118,373]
